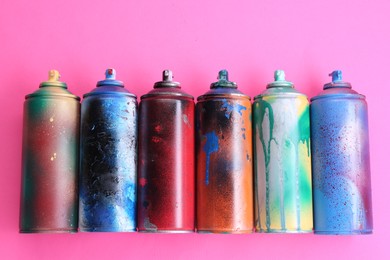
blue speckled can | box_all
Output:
[79,69,138,232]
[311,70,373,235]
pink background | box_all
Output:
[1,0,389,259]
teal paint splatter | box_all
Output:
[295,104,311,229]
[298,106,311,157]
[256,100,275,230]
[222,99,247,119]
[203,131,219,185]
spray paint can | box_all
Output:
[311,70,373,235]
[79,69,137,232]
[20,70,80,233]
[137,70,195,233]
[196,70,253,233]
[253,70,313,233]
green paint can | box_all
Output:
[20,70,80,233]
[253,70,313,233]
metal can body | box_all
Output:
[253,70,312,233]
[311,71,372,235]
[20,70,80,233]
[196,70,253,233]
[79,69,137,232]
[137,70,195,232]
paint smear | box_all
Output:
[222,99,247,119]
[144,217,158,231]
[203,131,219,185]
[139,178,147,187]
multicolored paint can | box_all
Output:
[137,70,195,233]
[20,70,80,233]
[311,70,373,235]
[253,70,313,233]
[79,69,137,232]
[196,70,253,234]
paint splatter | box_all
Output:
[151,136,162,143]
[154,124,162,133]
[241,128,246,140]
[203,131,219,185]
[222,99,247,119]
[139,178,147,187]
[258,102,274,230]
[183,114,191,126]
[144,217,158,231]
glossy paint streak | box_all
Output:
[138,97,195,232]
[203,131,219,185]
[79,95,138,232]
[196,98,253,233]
[20,96,80,233]
[311,97,372,234]
[253,95,312,233]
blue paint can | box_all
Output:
[311,70,373,235]
[79,69,138,232]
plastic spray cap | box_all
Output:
[267,70,293,88]
[154,70,181,88]
[97,68,124,87]
[210,70,237,88]
[324,70,351,89]
[39,70,67,88]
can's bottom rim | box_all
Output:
[255,229,312,234]
[79,228,137,233]
[197,229,253,234]
[20,228,77,234]
[314,230,373,235]
[138,230,194,234]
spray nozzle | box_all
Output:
[274,70,285,81]
[96,68,123,87]
[267,69,293,88]
[218,70,229,81]
[210,69,237,88]
[162,70,173,81]
[105,68,116,80]
[48,70,61,82]
[330,70,343,82]
[324,70,352,89]
[153,69,180,88]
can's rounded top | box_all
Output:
[323,70,352,89]
[141,70,193,100]
[210,70,237,89]
[83,68,136,98]
[97,68,124,87]
[39,70,67,88]
[154,70,181,88]
[254,70,306,101]
[26,70,79,100]
[267,70,293,88]
[311,70,363,101]
[198,70,249,101]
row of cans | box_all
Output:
[20,68,372,234]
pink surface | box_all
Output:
[0,0,389,259]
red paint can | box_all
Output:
[137,70,195,232]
